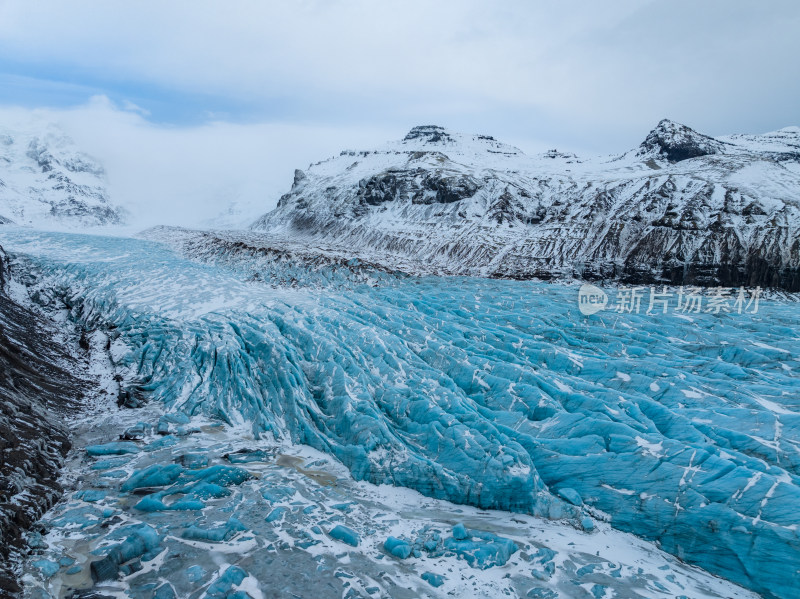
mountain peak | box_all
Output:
[402,125,453,144]
[638,119,725,162]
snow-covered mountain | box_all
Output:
[251,120,800,290]
[0,123,124,227]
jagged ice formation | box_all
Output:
[1,229,798,599]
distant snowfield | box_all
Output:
[1,228,797,599]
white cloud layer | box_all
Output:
[0,98,399,228]
[1,1,797,140]
[0,1,798,227]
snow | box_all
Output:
[0,121,124,228]
[634,437,664,459]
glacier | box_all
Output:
[0,228,798,599]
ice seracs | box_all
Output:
[2,229,798,599]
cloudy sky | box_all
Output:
[0,0,798,225]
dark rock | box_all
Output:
[89,555,119,583]
[117,385,147,409]
[0,245,84,595]
[359,173,401,205]
[403,125,453,144]
[639,119,727,162]
[413,173,480,205]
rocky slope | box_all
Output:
[0,246,86,597]
[251,120,800,290]
[0,123,124,227]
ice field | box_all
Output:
[0,229,797,599]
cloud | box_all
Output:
[121,100,150,117]
[0,1,798,228]
[0,0,796,151]
[0,97,400,229]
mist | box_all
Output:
[0,98,404,229]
